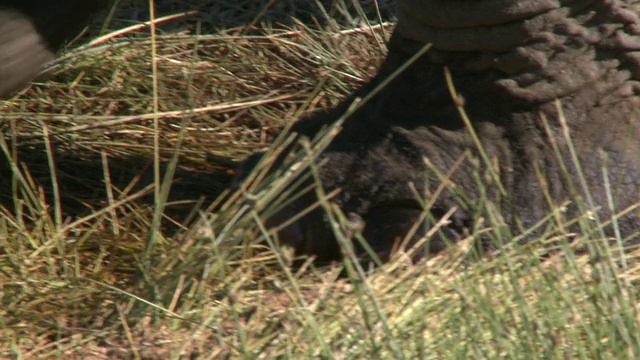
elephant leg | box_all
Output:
[0,0,111,98]
[0,9,54,98]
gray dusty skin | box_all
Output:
[242,0,640,262]
[0,0,110,98]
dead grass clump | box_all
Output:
[2,1,640,358]
[1,1,393,357]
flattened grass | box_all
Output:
[1,1,640,358]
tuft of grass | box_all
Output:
[1,1,640,358]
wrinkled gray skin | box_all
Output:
[0,0,109,98]
[248,0,640,262]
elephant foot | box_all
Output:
[232,0,640,265]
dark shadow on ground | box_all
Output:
[0,139,236,234]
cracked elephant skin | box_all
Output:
[243,0,640,262]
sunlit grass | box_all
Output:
[1,1,639,358]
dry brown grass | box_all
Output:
[2,1,640,358]
[0,1,395,357]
